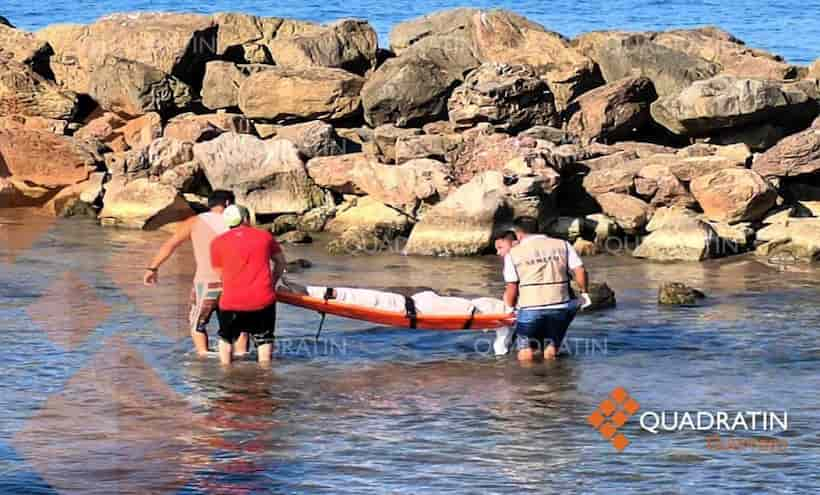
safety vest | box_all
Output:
[509,236,572,308]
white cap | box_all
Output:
[223,204,248,228]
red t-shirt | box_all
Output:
[211,226,282,311]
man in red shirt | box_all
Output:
[210,205,287,365]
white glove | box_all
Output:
[578,292,592,310]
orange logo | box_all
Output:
[588,387,640,451]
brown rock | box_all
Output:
[405,171,512,256]
[193,133,326,215]
[88,55,192,117]
[471,10,598,110]
[38,13,217,94]
[266,19,378,75]
[690,168,777,223]
[582,161,644,195]
[362,35,480,127]
[635,164,696,207]
[447,63,558,132]
[100,177,194,231]
[275,121,343,159]
[368,124,422,164]
[634,215,717,261]
[74,112,126,145]
[200,61,276,110]
[450,134,560,185]
[595,192,653,233]
[651,76,819,136]
[119,113,162,150]
[389,8,477,54]
[395,133,463,164]
[752,127,820,178]
[573,31,719,98]
[0,128,100,187]
[0,57,79,120]
[307,154,450,208]
[0,115,67,134]
[238,67,364,122]
[652,27,798,80]
[566,77,656,143]
[163,113,254,143]
[0,24,51,68]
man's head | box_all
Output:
[223,204,250,229]
[494,230,518,257]
[208,190,235,211]
[512,216,539,239]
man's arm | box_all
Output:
[572,266,588,293]
[271,252,287,285]
[143,216,195,285]
[503,283,519,310]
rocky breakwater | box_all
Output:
[0,9,819,263]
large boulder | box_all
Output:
[211,13,318,63]
[200,61,275,110]
[265,19,378,75]
[163,112,254,142]
[470,10,599,109]
[690,168,777,223]
[0,24,51,71]
[633,216,718,261]
[213,14,377,74]
[450,133,562,186]
[595,192,652,233]
[99,177,193,230]
[307,154,450,208]
[573,31,719,98]
[565,77,657,143]
[405,171,512,256]
[274,121,343,159]
[0,57,79,120]
[88,56,192,116]
[193,133,325,215]
[755,219,820,263]
[395,133,463,164]
[635,164,695,207]
[752,127,820,178]
[120,113,163,150]
[447,63,558,132]
[651,27,798,81]
[0,128,101,187]
[38,13,217,94]
[389,8,477,54]
[74,112,126,148]
[0,115,67,134]
[327,196,411,233]
[366,124,423,163]
[651,76,819,136]
[361,36,480,127]
[238,67,364,122]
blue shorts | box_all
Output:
[514,306,578,352]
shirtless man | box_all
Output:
[143,190,247,356]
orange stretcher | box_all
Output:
[276,289,515,331]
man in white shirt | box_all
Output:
[503,216,590,361]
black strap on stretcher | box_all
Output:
[404,296,418,329]
[314,287,335,341]
[462,307,478,330]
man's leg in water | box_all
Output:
[541,307,578,360]
[217,310,242,365]
[234,332,249,356]
[189,284,215,356]
[514,309,545,362]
